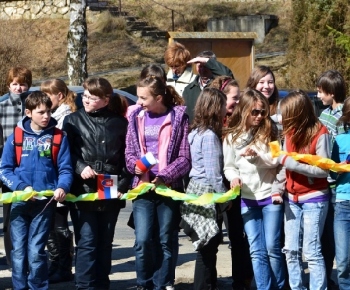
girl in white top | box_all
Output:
[223,88,285,290]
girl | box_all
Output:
[125,76,190,290]
[246,65,279,117]
[209,75,240,120]
[181,87,227,290]
[272,90,330,290]
[223,88,285,290]
[330,97,350,290]
[40,79,77,283]
[41,79,77,129]
[63,77,131,290]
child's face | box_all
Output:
[317,87,334,106]
[225,85,240,116]
[246,101,267,129]
[9,77,29,94]
[25,104,51,131]
[255,73,275,99]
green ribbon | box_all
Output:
[0,183,240,205]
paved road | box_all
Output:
[0,202,234,290]
[0,201,339,290]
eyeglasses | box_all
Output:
[251,109,266,117]
[82,95,101,102]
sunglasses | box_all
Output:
[251,109,267,117]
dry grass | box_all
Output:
[0,0,292,94]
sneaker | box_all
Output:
[166,286,175,290]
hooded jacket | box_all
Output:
[125,105,191,190]
[0,116,73,193]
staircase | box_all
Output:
[87,0,167,40]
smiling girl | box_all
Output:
[246,65,279,117]
[223,88,285,290]
[125,75,190,290]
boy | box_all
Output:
[0,66,32,268]
[317,69,347,290]
[0,91,73,290]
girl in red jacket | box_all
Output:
[272,90,330,290]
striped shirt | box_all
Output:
[319,104,344,145]
[0,91,30,142]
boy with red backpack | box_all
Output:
[0,91,73,290]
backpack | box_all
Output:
[14,126,63,167]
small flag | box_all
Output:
[97,174,119,199]
[135,152,158,173]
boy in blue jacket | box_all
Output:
[0,91,73,290]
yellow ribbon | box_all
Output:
[269,141,350,172]
[0,183,240,205]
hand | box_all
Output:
[81,166,96,179]
[24,186,36,201]
[230,178,242,189]
[151,176,165,190]
[53,188,66,202]
[135,165,144,175]
[187,57,209,64]
[241,147,258,157]
[117,192,124,199]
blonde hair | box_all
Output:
[224,88,277,148]
[40,79,77,112]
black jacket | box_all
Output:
[63,106,131,211]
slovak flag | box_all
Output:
[97,174,119,199]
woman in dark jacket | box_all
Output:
[63,77,131,290]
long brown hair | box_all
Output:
[224,88,277,148]
[246,65,279,115]
[191,88,227,137]
[40,79,77,112]
[280,90,322,152]
[209,75,239,95]
[137,76,184,107]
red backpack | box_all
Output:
[14,127,63,166]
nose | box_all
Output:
[137,99,142,106]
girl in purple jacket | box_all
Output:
[125,75,191,290]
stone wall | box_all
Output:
[0,0,110,20]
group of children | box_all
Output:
[0,44,349,290]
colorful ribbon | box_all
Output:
[269,141,350,172]
[0,183,240,205]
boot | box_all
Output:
[49,227,74,283]
[47,230,59,277]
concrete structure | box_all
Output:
[208,15,278,44]
[167,31,256,87]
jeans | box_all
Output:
[283,199,328,290]
[10,199,55,290]
[133,191,178,290]
[334,201,350,290]
[71,209,120,290]
[241,203,285,290]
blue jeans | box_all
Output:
[71,209,120,290]
[334,201,350,290]
[241,203,285,290]
[283,199,328,290]
[133,191,177,290]
[10,199,55,290]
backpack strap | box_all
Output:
[14,126,63,167]
[52,127,63,167]
[14,126,23,166]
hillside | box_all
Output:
[0,1,291,95]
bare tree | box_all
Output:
[67,0,88,85]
